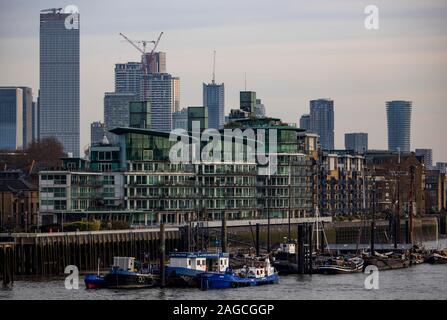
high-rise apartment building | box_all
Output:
[386,100,412,152]
[90,121,106,146]
[140,73,178,132]
[39,9,80,156]
[310,99,334,150]
[114,62,143,96]
[103,92,136,143]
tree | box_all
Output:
[26,137,66,169]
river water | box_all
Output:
[1,240,446,300]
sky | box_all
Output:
[0,0,446,162]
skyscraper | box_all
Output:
[240,91,256,115]
[39,8,80,156]
[0,87,33,147]
[415,149,433,169]
[255,99,266,118]
[104,92,136,142]
[140,73,178,132]
[310,99,334,150]
[386,100,412,152]
[203,82,225,130]
[114,62,143,96]
[299,114,310,131]
[0,88,23,150]
[345,133,368,154]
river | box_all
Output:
[1,240,446,300]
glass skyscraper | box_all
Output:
[0,88,23,150]
[39,9,80,156]
[310,99,334,150]
[386,100,412,152]
[345,132,368,154]
[203,82,224,129]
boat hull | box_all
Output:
[165,266,204,287]
[198,272,279,290]
[84,274,106,289]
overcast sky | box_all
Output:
[0,0,446,162]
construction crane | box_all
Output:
[119,32,164,100]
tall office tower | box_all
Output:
[345,133,368,154]
[114,62,143,96]
[103,92,136,142]
[129,102,151,129]
[299,114,310,131]
[203,82,224,129]
[187,106,208,132]
[90,121,106,146]
[172,108,188,131]
[386,100,412,152]
[415,149,433,169]
[32,100,39,141]
[140,73,178,132]
[310,99,334,150]
[255,99,266,118]
[39,8,80,157]
[240,91,256,115]
[0,88,23,150]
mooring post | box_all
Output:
[221,212,227,253]
[160,223,166,288]
[307,223,313,275]
[297,224,304,274]
[405,220,410,244]
[255,223,260,257]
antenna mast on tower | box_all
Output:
[212,50,216,84]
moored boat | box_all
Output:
[85,257,158,289]
[315,256,364,275]
[426,251,447,264]
[198,258,279,290]
[165,252,230,287]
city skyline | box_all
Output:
[0,1,446,161]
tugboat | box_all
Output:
[85,257,158,289]
[198,257,279,290]
[165,252,230,287]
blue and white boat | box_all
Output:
[165,252,230,287]
[197,258,279,290]
[85,257,158,289]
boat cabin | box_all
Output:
[168,252,229,272]
[279,242,296,254]
[113,257,136,272]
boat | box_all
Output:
[426,251,447,264]
[84,274,106,289]
[273,242,299,274]
[198,258,279,290]
[165,252,230,287]
[314,256,364,275]
[85,257,158,289]
[362,252,410,271]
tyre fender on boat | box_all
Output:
[138,276,144,284]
